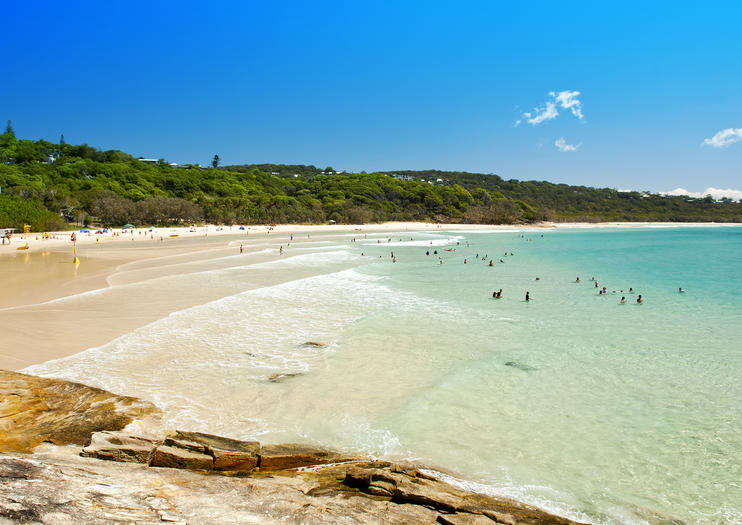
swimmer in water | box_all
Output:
[637,295,643,304]
[620,296,626,304]
[525,291,530,302]
[575,277,580,282]
[679,287,685,293]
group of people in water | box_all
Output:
[575,276,645,304]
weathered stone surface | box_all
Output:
[149,445,213,470]
[343,464,584,525]
[437,514,500,525]
[80,431,157,463]
[174,430,259,471]
[483,510,517,525]
[0,450,591,525]
[163,436,208,454]
[258,443,352,471]
[0,369,161,453]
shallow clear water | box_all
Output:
[26,227,742,524]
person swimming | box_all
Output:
[575,277,580,282]
[637,294,643,304]
[679,287,685,293]
[620,296,626,304]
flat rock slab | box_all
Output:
[81,431,157,463]
[258,443,352,471]
[0,369,161,453]
[174,430,259,471]
[150,445,214,470]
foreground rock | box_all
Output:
[0,369,587,523]
[1,448,585,525]
[0,370,161,453]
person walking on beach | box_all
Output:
[240,244,243,253]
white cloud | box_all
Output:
[552,90,584,120]
[555,137,580,152]
[527,101,559,125]
[702,128,742,148]
[519,90,584,126]
[663,187,742,201]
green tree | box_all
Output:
[5,120,14,137]
[212,154,220,168]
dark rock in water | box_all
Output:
[149,444,214,470]
[504,361,537,372]
[258,443,351,471]
[174,430,260,472]
[303,341,326,347]
[0,369,161,453]
[268,372,302,382]
[81,431,157,464]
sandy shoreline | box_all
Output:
[1,220,738,371]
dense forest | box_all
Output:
[1,125,741,231]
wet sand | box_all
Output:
[0,223,499,370]
[3,221,734,371]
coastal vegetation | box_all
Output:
[2,128,741,230]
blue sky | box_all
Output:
[3,1,741,195]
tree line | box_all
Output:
[1,126,740,231]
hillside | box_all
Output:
[1,130,741,231]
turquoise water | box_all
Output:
[26,226,742,524]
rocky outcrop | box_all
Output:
[0,369,161,453]
[0,369,588,524]
[0,450,587,525]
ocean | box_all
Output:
[25,226,742,524]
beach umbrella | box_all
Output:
[239,226,245,230]
[123,223,135,229]
[80,228,91,233]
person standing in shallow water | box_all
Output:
[525,291,530,302]
[637,295,643,304]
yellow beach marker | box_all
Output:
[16,242,29,250]
[73,241,80,264]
